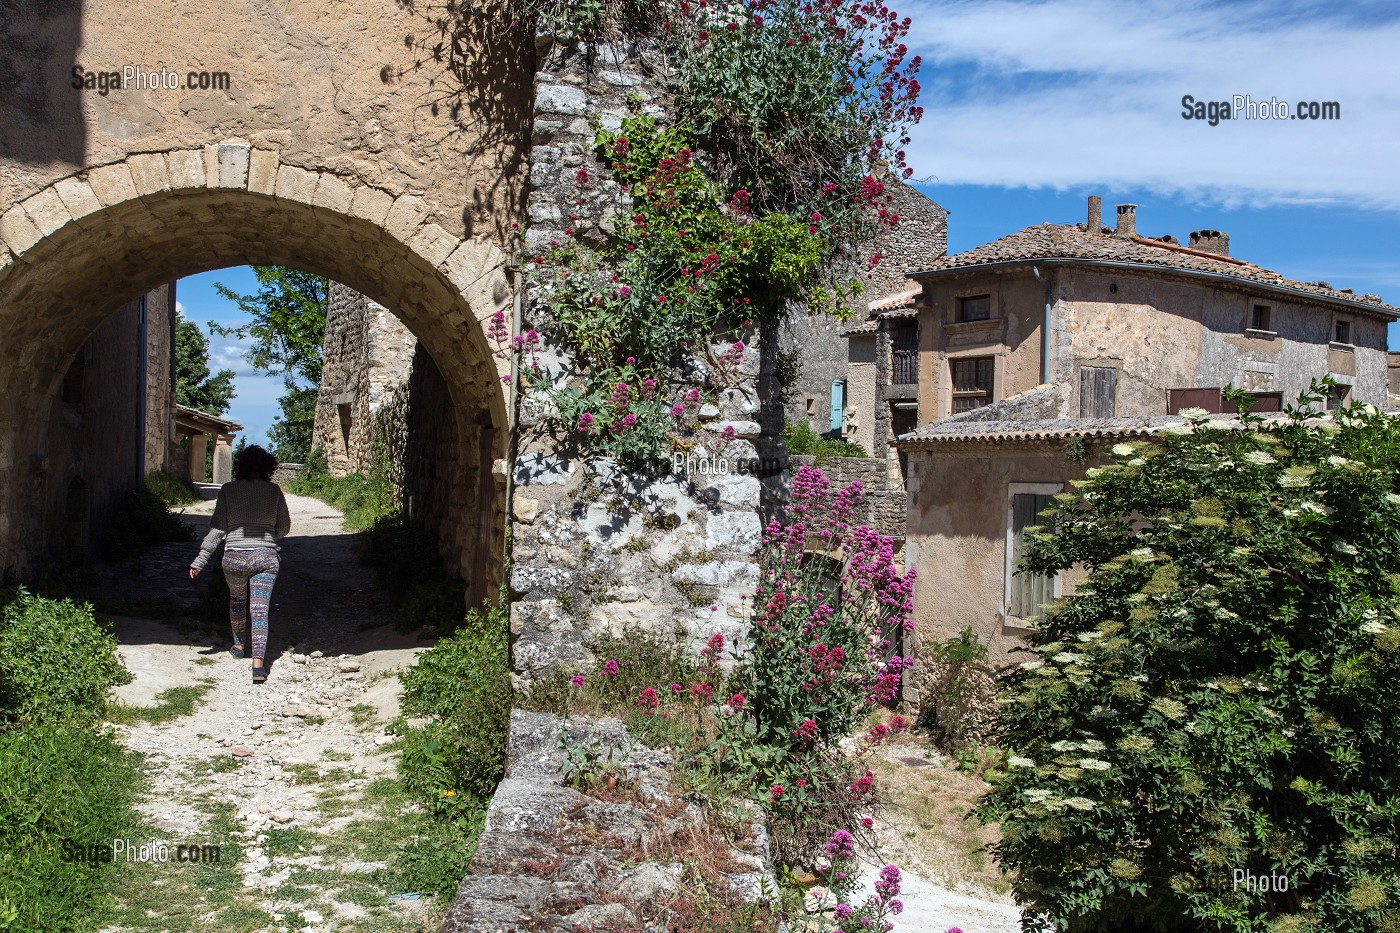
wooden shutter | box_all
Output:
[829,379,845,433]
[1079,367,1118,418]
[891,322,919,385]
[1010,493,1056,621]
[1168,387,1225,414]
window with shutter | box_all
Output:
[1007,487,1059,624]
[951,357,994,412]
[1079,367,1118,418]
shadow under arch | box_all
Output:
[0,167,514,600]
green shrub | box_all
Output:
[781,420,868,459]
[918,627,996,751]
[396,610,512,805]
[289,448,394,532]
[143,470,199,507]
[0,723,142,931]
[0,588,131,727]
[979,385,1400,932]
[102,484,194,552]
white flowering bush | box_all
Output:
[978,382,1400,932]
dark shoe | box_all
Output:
[252,662,267,684]
[229,644,245,660]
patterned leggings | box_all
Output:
[222,548,280,661]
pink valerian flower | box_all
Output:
[670,403,686,419]
[574,167,591,188]
[577,412,596,434]
[833,903,853,920]
[570,674,586,688]
[610,382,631,406]
[617,284,632,298]
[868,671,901,704]
[875,864,901,898]
[640,378,657,399]
[715,424,737,451]
[824,829,856,860]
[791,718,818,744]
[683,388,701,408]
[616,412,638,432]
[601,659,619,678]
[850,769,875,798]
[728,693,746,711]
[769,785,784,801]
[637,687,660,710]
[689,682,714,700]
[669,682,683,693]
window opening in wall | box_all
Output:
[1334,318,1352,344]
[957,294,991,323]
[1250,304,1272,331]
[1007,487,1059,624]
[890,321,919,385]
[337,402,353,453]
[1079,366,1118,418]
[829,379,845,434]
[951,357,994,412]
[1326,383,1351,410]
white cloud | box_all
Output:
[902,0,1400,208]
[207,331,263,379]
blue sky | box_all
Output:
[179,0,1400,445]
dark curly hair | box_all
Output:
[233,444,278,482]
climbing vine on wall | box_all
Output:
[513,0,924,465]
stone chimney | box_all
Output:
[1087,195,1102,233]
[1188,229,1230,256]
[1114,204,1137,239]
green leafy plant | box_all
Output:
[979,383,1400,932]
[920,626,996,751]
[143,469,199,507]
[0,588,131,727]
[781,420,869,459]
[102,482,196,553]
[396,610,512,805]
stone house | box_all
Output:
[904,197,1394,424]
[893,199,1399,681]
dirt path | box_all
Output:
[92,493,439,933]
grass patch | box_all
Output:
[264,826,315,859]
[106,681,215,726]
[145,469,201,507]
[349,703,379,729]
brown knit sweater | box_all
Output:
[191,480,292,570]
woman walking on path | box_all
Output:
[189,445,292,683]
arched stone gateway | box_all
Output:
[0,155,515,591]
[0,0,534,591]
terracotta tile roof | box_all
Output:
[896,415,1188,445]
[870,284,921,311]
[911,223,1398,319]
[842,284,923,335]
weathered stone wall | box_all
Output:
[789,455,907,541]
[510,41,773,678]
[143,283,176,476]
[312,282,415,477]
[441,710,776,931]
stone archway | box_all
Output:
[0,149,515,595]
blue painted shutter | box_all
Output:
[829,380,845,433]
